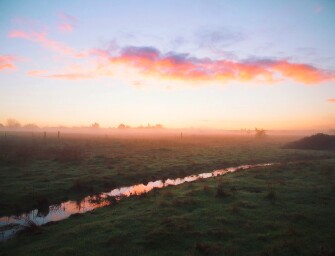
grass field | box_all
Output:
[0,132,333,216]
[0,133,334,255]
[0,158,334,255]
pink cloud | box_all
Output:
[328,98,335,103]
[15,36,334,85]
[58,13,77,33]
[59,23,74,32]
[0,55,18,71]
[9,30,86,58]
[96,46,335,84]
[269,61,333,84]
[27,70,48,76]
[27,63,97,80]
[45,73,95,80]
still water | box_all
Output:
[0,163,272,241]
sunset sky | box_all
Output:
[0,0,334,130]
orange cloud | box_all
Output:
[17,40,335,85]
[0,55,17,71]
[328,98,335,103]
[9,30,86,58]
[45,73,95,80]
[27,70,48,76]
[101,47,335,84]
[269,61,333,84]
[27,63,97,80]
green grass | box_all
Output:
[1,159,334,255]
[0,133,333,216]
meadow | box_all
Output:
[0,158,334,255]
[0,132,334,255]
[0,132,332,216]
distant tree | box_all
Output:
[0,123,3,128]
[255,128,266,138]
[23,123,39,129]
[154,124,163,129]
[91,122,100,129]
[6,118,21,128]
[118,124,131,129]
[118,124,126,129]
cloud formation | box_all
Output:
[26,45,335,85]
[45,73,95,80]
[8,25,335,85]
[94,46,334,84]
[27,70,48,76]
[58,13,77,33]
[27,64,96,80]
[9,30,86,58]
[0,55,17,71]
[328,98,335,103]
[59,23,74,33]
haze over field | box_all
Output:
[1,3,335,253]
[0,0,334,130]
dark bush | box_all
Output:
[284,133,335,151]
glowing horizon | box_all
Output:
[0,0,334,130]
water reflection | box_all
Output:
[0,163,272,241]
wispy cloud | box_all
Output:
[45,73,95,80]
[8,15,334,85]
[328,98,335,103]
[8,30,86,58]
[9,22,334,85]
[27,64,96,80]
[27,70,48,76]
[58,13,77,33]
[296,47,318,56]
[0,55,18,71]
[59,23,74,33]
[196,27,245,49]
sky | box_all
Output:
[0,0,334,130]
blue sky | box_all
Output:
[0,0,334,129]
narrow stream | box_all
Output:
[0,163,273,241]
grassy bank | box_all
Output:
[1,159,334,255]
[0,133,334,216]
